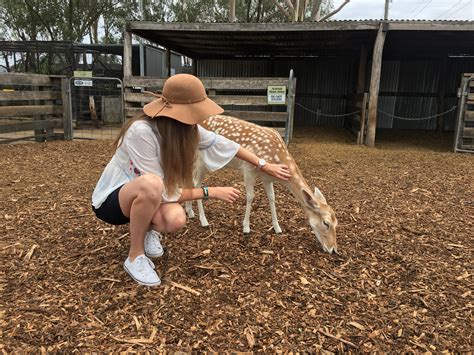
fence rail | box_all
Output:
[123,71,296,144]
[0,73,68,143]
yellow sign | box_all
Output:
[73,71,93,78]
[267,85,286,105]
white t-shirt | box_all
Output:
[91,120,240,208]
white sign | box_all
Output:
[267,85,286,105]
[74,79,93,87]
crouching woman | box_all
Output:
[91,74,290,286]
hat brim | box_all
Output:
[143,97,224,125]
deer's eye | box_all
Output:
[323,220,330,229]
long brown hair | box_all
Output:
[114,114,199,196]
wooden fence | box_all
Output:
[0,73,71,143]
[123,71,296,144]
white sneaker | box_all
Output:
[124,254,161,286]
[145,230,164,258]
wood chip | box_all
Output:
[317,329,358,348]
[348,321,365,331]
[244,327,255,348]
[168,281,201,296]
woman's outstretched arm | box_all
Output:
[177,186,240,203]
[235,147,291,181]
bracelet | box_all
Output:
[202,186,209,201]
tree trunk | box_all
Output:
[311,0,322,20]
[229,0,236,22]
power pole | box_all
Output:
[384,0,390,20]
[229,0,236,22]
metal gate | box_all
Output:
[68,77,123,140]
[453,74,474,153]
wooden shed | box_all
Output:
[123,20,474,147]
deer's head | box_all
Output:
[301,187,338,254]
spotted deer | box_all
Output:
[186,115,338,254]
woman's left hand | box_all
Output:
[261,163,291,180]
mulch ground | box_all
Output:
[1,127,472,353]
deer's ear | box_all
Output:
[302,189,319,210]
[313,187,327,204]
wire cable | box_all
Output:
[413,0,433,18]
[377,106,457,121]
[445,0,472,19]
[436,0,463,19]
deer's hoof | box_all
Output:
[274,225,282,234]
[187,210,195,219]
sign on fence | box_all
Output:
[73,71,93,78]
[267,85,286,105]
[74,79,93,87]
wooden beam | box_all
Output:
[125,92,269,105]
[0,119,59,134]
[225,110,287,122]
[0,105,63,117]
[0,73,54,86]
[126,107,287,122]
[388,21,474,31]
[124,76,288,90]
[127,21,380,33]
[61,77,73,141]
[165,48,171,77]
[123,28,132,78]
[0,91,62,101]
[365,24,386,147]
[0,132,63,144]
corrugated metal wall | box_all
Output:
[198,57,474,131]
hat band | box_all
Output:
[144,91,207,104]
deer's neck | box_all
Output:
[283,159,311,205]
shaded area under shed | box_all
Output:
[124,20,474,147]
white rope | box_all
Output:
[377,106,458,121]
[295,102,458,121]
[296,103,361,117]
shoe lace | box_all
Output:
[148,230,163,247]
[137,254,155,271]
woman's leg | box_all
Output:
[151,203,187,233]
[119,174,163,260]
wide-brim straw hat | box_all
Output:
[143,74,224,125]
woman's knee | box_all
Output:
[170,208,187,232]
[156,205,186,233]
[136,174,163,201]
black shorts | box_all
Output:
[92,185,130,225]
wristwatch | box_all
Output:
[257,158,267,170]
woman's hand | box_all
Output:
[261,163,291,181]
[208,187,241,203]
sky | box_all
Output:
[333,0,474,20]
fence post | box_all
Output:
[285,69,296,145]
[61,78,73,141]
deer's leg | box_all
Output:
[262,180,282,234]
[192,168,210,227]
[243,171,256,234]
[185,200,195,219]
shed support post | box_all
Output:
[192,58,197,76]
[123,27,132,78]
[437,56,448,132]
[357,45,368,94]
[62,78,73,141]
[165,48,171,77]
[366,23,387,147]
